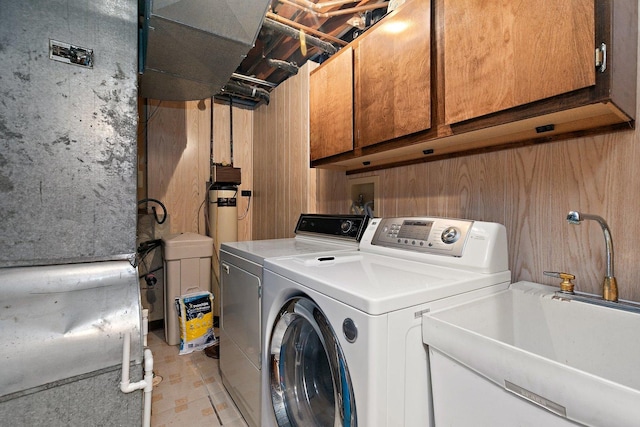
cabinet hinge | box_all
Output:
[595,42,607,73]
[258,285,262,298]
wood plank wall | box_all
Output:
[317,132,640,303]
[145,99,208,234]
[144,98,253,241]
[252,62,318,239]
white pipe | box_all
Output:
[120,332,154,427]
[142,309,149,347]
[142,348,154,427]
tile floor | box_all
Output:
[147,328,248,427]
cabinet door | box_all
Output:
[355,0,431,148]
[443,0,595,124]
[310,47,354,161]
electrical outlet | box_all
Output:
[241,190,252,197]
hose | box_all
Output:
[137,198,167,225]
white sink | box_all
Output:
[422,281,640,426]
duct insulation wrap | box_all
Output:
[0,260,143,398]
[209,187,238,318]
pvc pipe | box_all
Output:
[142,348,154,427]
[120,332,154,427]
[142,309,149,347]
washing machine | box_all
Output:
[219,214,368,427]
[261,216,512,427]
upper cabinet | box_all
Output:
[443,0,595,124]
[310,47,354,161]
[310,0,431,160]
[310,0,637,173]
[355,0,431,147]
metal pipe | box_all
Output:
[266,58,299,75]
[231,72,278,88]
[567,211,618,302]
[263,17,338,54]
[286,0,361,11]
[222,82,271,105]
[279,0,389,18]
[230,97,234,166]
[265,11,348,46]
[321,3,390,16]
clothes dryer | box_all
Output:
[219,214,368,427]
[261,216,511,427]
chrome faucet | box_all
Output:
[566,211,618,302]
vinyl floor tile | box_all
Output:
[148,328,247,427]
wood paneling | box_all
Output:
[443,0,595,124]
[145,99,252,242]
[321,124,640,302]
[147,100,205,234]
[253,62,318,239]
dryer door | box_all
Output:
[269,297,357,427]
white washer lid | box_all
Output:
[264,251,511,315]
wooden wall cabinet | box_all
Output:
[310,0,637,173]
[310,0,431,160]
[443,0,596,125]
[309,47,354,161]
[354,0,431,148]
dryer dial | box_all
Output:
[441,227,461,244]
[340,220,355,234]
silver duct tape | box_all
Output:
[0,260,142,398]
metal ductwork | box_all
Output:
[139,0,271,101]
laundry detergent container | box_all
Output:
[162,232,214,345]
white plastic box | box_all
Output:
[162,232,214,345]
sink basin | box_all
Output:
[422,281,640,426]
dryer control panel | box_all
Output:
[295,214,369,241]
[370,217,473,257]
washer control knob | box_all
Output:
[343,318,358,343]
[441,227,460,244]
[341,220,354,234]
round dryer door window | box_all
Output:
[269,297,357,427]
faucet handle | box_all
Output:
[543,271,576,294]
